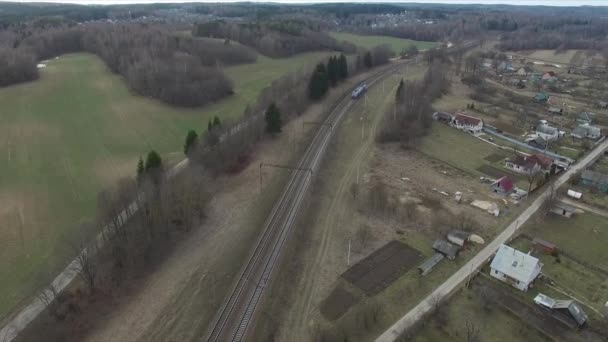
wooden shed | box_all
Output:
[532,238,557,255]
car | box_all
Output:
[351,84,368,99]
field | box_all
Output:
[329,32,438,55]
[0,50,330,319]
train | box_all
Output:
[351,83,368,99]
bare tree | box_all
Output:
[540,182,558,218]
[525,169,542,194]
[465,320,481,342]
[73,241,96,294]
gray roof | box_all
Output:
[536,123,558,135]
[534,294,588,326]
[490,244,542,284]
[582,169,608,184]
[553,202,577,213]
[432,239,460,259]
[568,302,588,326]
[417,253,444,275]
[548,107,562,113]
[571,125,588,138]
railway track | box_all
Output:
[205,41,478,342]
[205,59,412,342]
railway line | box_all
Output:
[204,59,414,342]
[206,41,477,342]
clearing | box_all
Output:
[0,50,330,320]
[329,32,438,55]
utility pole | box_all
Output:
[347,239,351,266]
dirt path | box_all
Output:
[561,197,608,218]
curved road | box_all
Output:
[376,138,608,342]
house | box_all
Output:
[446,230,469,247]
[417,253,444,276]
[535,122,559,141]
[542,71,558,82]
[490,244,543,292]
[505,154,553,175]
[432,111,454,123]
[571,123,601,140]
[452,112,483,135]
[490,176,514,195]
[576,112,594,125]
[498,61,514,72]
[534,92,549,103]
[508,78,525,88]
[580,170,608,192]
[432,239,460,260]
[526,135,547,149]
[534,293,588,327]
[532,238,557,255]
[550,202,576,218]
[516,67,530,76]
[597,101,608,109]
[547,107,563,115]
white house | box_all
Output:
[535,122,559,141]
[505,153,553,175]
[490,244,543,291]
[452,113,483,135]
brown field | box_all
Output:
[342,240,423,296]
[320,284,359,321]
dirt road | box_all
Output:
[561,197,608,218]
[376,138,608,342]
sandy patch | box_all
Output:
[92,156,139,187]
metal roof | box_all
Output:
[417,253,444,275]
[490,244,542,284]
[432,239,460,259]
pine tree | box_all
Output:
[184,130,198,156]
[328,56,338,87]
[213,116,221,127]
[145,150,162,171]
[136,157,144,180]
[338,54,348,80]
[364,51,373,68]
[265,103,282,134]
[309,62,329,100]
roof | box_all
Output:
[536,123,558,135]
[531,154,553,169]
[433,111,453,120]
[509,155,540,170]
[490,244,542,284]
[432,239,460,259]
[552,202,577,213]
[447,230,469,246]
[581,169,608,184]
[534,294,588,326]
[454,113,482,126]
[577,112,594,122]
[543,71,557,77]
[491,176,514,192]
[548,107,562,113]
[571,125,588,137]
[568,302,589,326]
[417,253,444,274]
[532,238,556,250]
[535,92,549,100]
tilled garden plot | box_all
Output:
[341,240,423,296]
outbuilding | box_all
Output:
[417,253,444,276]
[490,176,514,196]
[532,238,557,255]
[550,202,576,218]
[446,230,469,247]
[432,239,460,260]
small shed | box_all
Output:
[417,253,444,276]
[532,238,557,255]
[534,92,549,103]
[550,202,576,218]
[432,111,454,124]
[567,189,582,199]
[597,101,608,109]
[491,176,514,196]
[548,107,563,115]
[447,230,469,247]
[432,239,460,260]
[577,112,595,125]
[534,293,588,327]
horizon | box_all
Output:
[1,0,608,7]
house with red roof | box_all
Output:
[491,176,514,196]
[452,112,483,135]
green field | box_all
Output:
[329,32,437,55]
[0,51,329,318]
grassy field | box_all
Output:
[329,32,438,55]
[412,287,548,342]
[0,51,330,319]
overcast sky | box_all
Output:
[1,0,607,6]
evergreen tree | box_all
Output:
[145,150,162,171]
[213,115,221,127]
[338,54,348,80]
[328,56,338,87]
[265,103,282,134]
[136,157,144,180]
[364,51,373,68]
[309,62,329,100]
[184,130,198,156]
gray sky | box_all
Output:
[2,0,607,6]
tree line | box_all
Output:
[192,19,357,58]
[0,23,258,106]
[377,60,451,148]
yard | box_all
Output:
[0,50,331,319]
[329,32,438,55]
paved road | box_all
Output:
[561,197,608,218]
[376,138,608,342]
